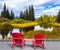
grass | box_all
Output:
[24,29,60,39]
[0,29,60,40]
[49,23,60,26]
[11,21,39,28]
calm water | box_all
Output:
[0,25,53,39]
[34,25,53,31]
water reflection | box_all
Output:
[23,27,34,32]
[12,28,20,33]
[34,25,53,32]
[40,24,52,29]
[0,34,2,39]
[0,25,55,39]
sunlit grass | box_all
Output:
[24,29,60,39]
[49,23,60,26]
[11,21,39,28]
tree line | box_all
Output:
[37,10,60,23]
[20,5,35,21]
[1,4,14,20]
[0,3,35,21]
[0,3,60,23]
[37,15,56,23]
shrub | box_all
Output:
[0,17,10,23]
[0,22,12,39]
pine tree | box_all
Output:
[25,9,29,20]
[6,9,10,19]
[10,10,14,20]
[28,5,35,21]
[1,3,7,18]
[1,3,11,19]
[28,6,31,20]
[20,11,23,19]
[19,5,35,21]
[30,5,35,21]
[19,11,25,19]
[57,10,60,23]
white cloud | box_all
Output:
[0,0,51,12]
[28,0,51,6]
[1,0,27,11]
[4,0,51,9]
[41,6,60,15]
[35,6,60,18]
[34,6,45,10]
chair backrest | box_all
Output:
[35,33,45,39]
[12,32,24,39]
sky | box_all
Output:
[0,0,60,18]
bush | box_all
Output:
[0,22,13,39]
[10,19,32,24]
[0,17,10,23]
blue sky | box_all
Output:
[0,0,60,18]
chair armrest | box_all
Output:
[35,38,44,41]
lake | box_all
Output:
[0,25,53,39]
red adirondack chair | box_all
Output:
[34,33,45,49]
[12,32,24,48]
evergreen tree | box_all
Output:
[6,9,10,19]
[1,3,7,18]
[10,10,14,20]
[23,11,26,19]
[1,3,11,19]
[19,5,35,21]
[20,11,23,19]
[28,5,35,21]
[57,10,60,23]
[30,5,35,21]
[25,9,29,20]
[20,11,25,19]
[28,6,31,20]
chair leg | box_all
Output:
[12,42,14,48]
[34,41,36,49]
[22,42,24,48]
[42,41,44,49]
[12,40,15,48]
[34,44,36,49]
